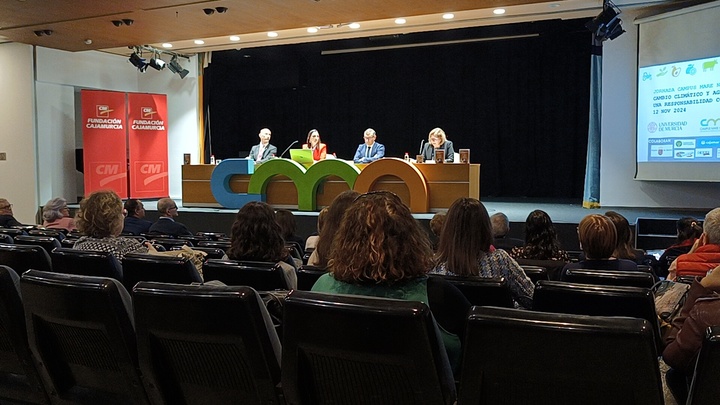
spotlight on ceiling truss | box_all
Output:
[585,0,625,41]
[168,56,189,79]
[128,52,148,72]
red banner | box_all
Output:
[81,90,128,198]
[127,93,169,198]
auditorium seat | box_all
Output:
[533,280,662,351]
[196,231,226,240]
[0,233,13,244]
[430,275,513,308]
[285,241,303,261]
[50,247,123,281]
[197,240,232,250]
[177,234,208,246]
[121,253,202,293]
[20,270,150,404]
[203,259,290,290]
[687,325,720,405]
[133,282,282,404]
[149,237,192,251]
[171,245,226,260]
[0,266,49,404]
[458,306,663,404]
[296,265,326,290]
[282,290,456,405]
[566,250,583,262]
[0,244,52,274]
[519,265,548,284]
[515,258,566,280]
[561,268,655,289]
[28,229,66,240]
[0,228,26,238]
[13,235,61,256]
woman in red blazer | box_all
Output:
[302,129,327,161]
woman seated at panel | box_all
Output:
[562,214,638,273]
[311,191,470,374]
[511,209,569,262]
[605,211,646,263]
[42,197,77,232]
[657,217,703,278]
[301,129,327,161]
[227,201,297,289]
[421,127,455,163]
[73,190,152,261]
[431,197,534,309]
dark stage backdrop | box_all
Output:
[203,18,591,199]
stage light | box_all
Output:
[586,0,625,41]
[168,56,189,79]
[129,52,148,72]
[148,56,166,71]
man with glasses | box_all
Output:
[353,128,385,164]
[0,198,21,227]
[148,198,193,237]
[248,128,277,163]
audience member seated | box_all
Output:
[311,191,470,374]
[606,211,646,263]
[431,197,534,309]
[668,208,720,280]
[148,197,193,237]
[429,211,446,250]
[490,212,524,251]
[563,214,638,273]
[73,190,152,261]
[227,201,297,289]
[657,217,703,279]
[511,209,569,262]
[122,199,152,235]
[0,198,21,227]
[304,207,327,251]
[663,265,720,404]
[307,190,360,267]
[41,197,76,231]
[275,209,305,251]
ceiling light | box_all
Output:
[121,19,134,26]
[129,52,148,72]
[168,56,189,79]
[349,23,360,29]
[442,13,455,20]
[33,29,53,36]
[493,9,506,15]
[203,8,215,15]
[215,7,228,13]
[111,20,123,27]
[162,43,173,48]
[194,39,205,45]
[395,18,406,25]
[307,27,318,33]
[268,32,278,38]
[229,35,240,41]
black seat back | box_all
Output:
[0,234,13,244]
[195,231,226,241]
[0,228,26,238]
[133,282,282,404]
[121,253,202,292]
[20,270,149,404]
[204,259,289,290]
[296,265,326,291]
[687,325,720,405]
[515,258,567,280]
[533,280,662,351]
[519,265,548,284]
[150,237,192,250]
[459,306,662,404]
[431,275,513,308]
[0,266,49,404]
[197,240,232,249]
[282,290,456,405]
[28,229,66,240]
[50,247,123,281]
[13,235,61,256]
[562,268,655,288]
[0,243,52,274]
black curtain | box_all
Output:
[204,18,591,199]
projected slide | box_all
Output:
[637,55,720,163]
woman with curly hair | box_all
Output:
[227,201,297,289]
[73,190,150,260]
[307,190,360,267]
[312,191,470,373]
[432,197,534,309]
[511,210,569,262]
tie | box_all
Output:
[366,145,371,158]
[257,145,265,162]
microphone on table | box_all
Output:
[279,140,299,158]
[419,139,425,156]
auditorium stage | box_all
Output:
[127,198,711,253]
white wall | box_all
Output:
[600,7,720,208]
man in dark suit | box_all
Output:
[353,128,385,163]
[491,212,524,251]
[0,198,22,227]
[148,198,193,237]
[122,199,152,235]
[248,128,277,163]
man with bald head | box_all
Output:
[248,128,277,163]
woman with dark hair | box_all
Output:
[431,197,534,309]
[563,214,638,273]
[312,191,470,373]
[301,129,328,161]
[73,190,151,261]
[605,211,645,263]
[275,209,305,251]
[511,209,569,261]
[307,190,360,267]
[657,217,703,278]
[227,201,297,289]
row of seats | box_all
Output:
[8,266,708,404]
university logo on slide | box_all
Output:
[96,105,113,117]
[141,107,157,119]
[93,163,126,187]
